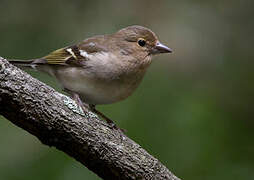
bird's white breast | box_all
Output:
[54,52,147,105]
[56,67,141,105]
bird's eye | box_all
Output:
[138,38,146,47]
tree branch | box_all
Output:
[0,57,180,180]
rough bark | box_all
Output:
[0,57,180,180]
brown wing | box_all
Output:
[42,45,87,66]
[43,36,108,67]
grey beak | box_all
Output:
[152,42,172,54]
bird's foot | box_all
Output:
[69,91,126,134]
[89,105,127,134]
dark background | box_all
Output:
[0,0,254,179]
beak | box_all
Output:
[151,42,172,54]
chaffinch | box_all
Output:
[9,25,172,131]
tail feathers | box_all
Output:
[8,59,46,69]
[9,59,33,65]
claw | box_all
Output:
[69,92,126,134]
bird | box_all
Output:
[9,25,172,131]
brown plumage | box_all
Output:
[9,25,172,131]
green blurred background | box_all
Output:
[0,0,254,179]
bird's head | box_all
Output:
[114,25,172,59]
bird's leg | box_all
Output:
[89,104,116,127]
[89,105,126,133]
[63,88,89,111]
[73,93,85,107]
[64,88,126,133]
[71,92,89,111]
